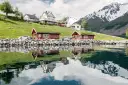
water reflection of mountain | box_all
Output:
[81,51,128,78]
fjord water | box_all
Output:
[0,46,128,85]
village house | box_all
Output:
[24,14,39,22]
[40,11,56,25]
[72,32,95,40]
[57,21,67,27]
[71,23,82,30]
[32,28,60,40]
[72,32,81,40]
[81,33,95,39]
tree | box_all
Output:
[62,17,69,22]
[0,1,13,17]
[81,18,88,30]
[19,12,24,20]
[14,7,20,19]
[126,28,128,38]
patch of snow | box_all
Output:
[86,2,128,21]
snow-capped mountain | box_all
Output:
[77,2,128,37]
[86,2,128,22]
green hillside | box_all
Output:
[0,15,126,40]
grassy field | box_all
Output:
[0,15,126,40]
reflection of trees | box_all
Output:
[1,69,14,84]
[81,51,128,77]
[101,62,119,76]
[82,51,128,69]
[0,62,27,84]
[86,61,119,76]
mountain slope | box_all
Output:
[0,15,125,40]
[77,2,128,37]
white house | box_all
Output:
[40,11,56,25]
[24,14,39,22]
[71,23,82,30]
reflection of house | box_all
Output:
[32,49,59,59]
[24,14,39,22]
[72,32,95,40]
[60,57,69,65]
[40,11,56,25]
[72,47,94,55]
[81,48,94,53]
[72,47,82,55]
[32,29,60,40]
[71,23,81,30]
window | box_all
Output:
[43,34,49,39]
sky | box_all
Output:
[0,0,128,20]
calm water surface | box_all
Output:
[0,46,128,85]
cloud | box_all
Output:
[0,0,128,19]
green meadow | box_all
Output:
[0,15,126,40]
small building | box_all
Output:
[40,11,56,25]
[81,33,95,39]
[72,32,95,40]
[32,28,60,40]
[24,14,39,22]
[57,22,67,27]
[72,32,80,40]
[71,23,81,30]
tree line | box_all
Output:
[0,0,23,20]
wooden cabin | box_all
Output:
[72,32,95,40]
[58,22,67,27]
[32,29,60,40]
[72,32,80,39]
[81,34,95,39]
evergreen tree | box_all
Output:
[81,19,88,30]
[14,7,20,19]
[0,1,13,18]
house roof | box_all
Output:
[72,32,80,36]
[72,23,81,26]
[81,33,95,36]
[32,28,37,34]
[25,14,39,20]
[43,11,55,18]
[37,32,60,35]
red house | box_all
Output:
[32,28,60,40]
[81,34,95,39]
[72,32,95,40]
[72,32,80,39]
[58,22,67,27]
